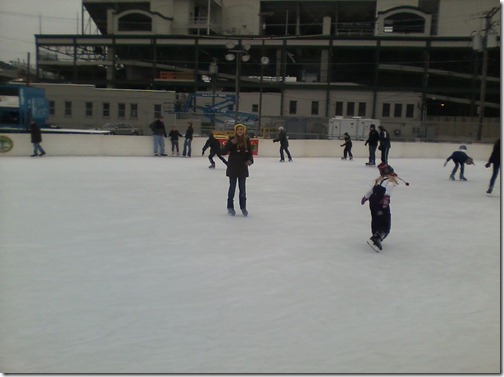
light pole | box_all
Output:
[259,56,270,132]
[225,41,251,123]
[208,59,218,128]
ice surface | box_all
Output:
[0,156,500,374]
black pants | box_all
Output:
[209,151,227,166]
[451,162,465,178]
[380,147,390,164]
[489,163,500,187]
[280,146,292,161]
[343,146,353,159]
[227,176,247,209]
[370,207,391,240]
[368,145,377,164]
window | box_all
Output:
[102,102,110,118]
[49,101,55,116]
[382,103,391,117]
[346,102,355,116]
[252,104,258,113]
[311,101,319,115]
[289,100,297,115]
[130,104,138,119]
[335,101,343,116]
[406,104,415,118]
[358,102,366,117]
[64,101,72,117]
[85,102,93,117]
[118,103,125,118]
[394,103,403,118]
[154,104,162,118]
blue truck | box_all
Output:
[0,85,49,132]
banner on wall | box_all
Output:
[214,132,259,156]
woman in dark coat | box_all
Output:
[221,124,254,216]
[30,121,46,157]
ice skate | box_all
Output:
[227,208,236,216]
[487,185,493,194]
[39,152,46,156]
[209,162,215,169]
[241,208,248,217]
[449,175,455,181]
[460,176,467,181]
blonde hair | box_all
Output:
[375,175,398,186]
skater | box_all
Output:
[378,125,391,164]
[168,126,183,156]
[273,126,292,162]
[361,162,400,251]
[364,124,379,166]
[149,115,167,156]
[340,132,353,160]
[182,122,194,157]
[444,145,474,181]
[485,138,500,194]
[30,121,46,157]
[221,124,254,216]
[202,131,228,168]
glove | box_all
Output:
[378,145,382,150]
[365,141,368,146]
[485,162,491,168]
[380,195,390,208]
[231,137,237,144]
[443,161,448,167]
[273,140,278,143]
[361,196,368,205]
[245,160,252,166]
[202,151,205,156]
[340,144,344,147]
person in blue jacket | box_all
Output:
[444,145,474,181]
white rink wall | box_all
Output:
[1,133,495,161]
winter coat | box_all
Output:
[30,124,42,144]
[221,136,254,178]
[202,136,221,154]
[446,151,471,164]
[184,126,194,140]
[365,129,379,146]
[488,139,500,165]
[168,129,183,141]
[341,135,352,147]
[149,119,167,136]
[273,130,289,147]
[378,129,391,150]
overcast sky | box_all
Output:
[0,0,86,64]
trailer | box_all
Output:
[0,85,49,132]
[328,117,380,140]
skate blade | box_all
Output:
[367,239,381,253]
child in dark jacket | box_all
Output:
[202,131,227,169]
[444,145,474,181]
[168,126,183,156]
[221,124,254,216]
[273,126,292,162]
[30,121,46,157]
[340,132,353,160]
[361,162,401,251]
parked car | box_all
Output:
[99,123,143,135]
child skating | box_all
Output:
[340,132,353,160]
[202,131,228,169]
[444,145,474,181]
[361,162,404,252]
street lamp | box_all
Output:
[225,41,251,122]
[259,56,270,131]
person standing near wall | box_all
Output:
[485,138,500,194]
[221,124,254,216]
[273,126,292,162]
[364,124,379,166]
[182,122,194,157]
[149,115,167,156]
[378,125,391,164]
[168,126,183,156]
[30,121,46,157]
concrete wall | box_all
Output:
[1,133,495,161]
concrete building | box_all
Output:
[34,0,500,140]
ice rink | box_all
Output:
[0,155,500,373]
